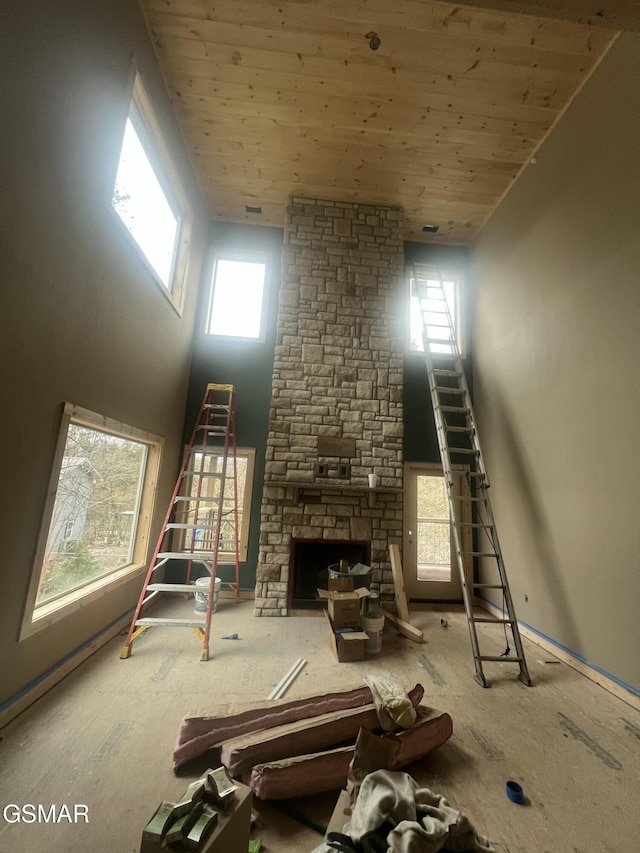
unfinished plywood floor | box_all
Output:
[1,600,639,852]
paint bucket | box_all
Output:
[194,576,221,613]
[361,613,385,654]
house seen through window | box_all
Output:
[22,404,162,636]
[206,259,267,339]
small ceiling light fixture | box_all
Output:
[365,31,381,50]
[245,205,262,214]
[422,224,440,234]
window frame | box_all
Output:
[19,404,163,640]
[407,266,467,359]
[111,71,193,316]
[204,254,269,342]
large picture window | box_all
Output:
[21,405,162,637]
[112,73,191,313]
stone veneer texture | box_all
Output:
[255,197,405,616]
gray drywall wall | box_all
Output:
[471,33,640,691]
[0,1,207,707]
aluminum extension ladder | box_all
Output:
[413,265,532,688]
[120,383,240,662]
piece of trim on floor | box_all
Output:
[478,598,640,712]
[0,610,133,730]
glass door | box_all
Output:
[403,463,471,601]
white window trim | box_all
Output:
[204,253,269,342]
[19,404,163,640]
[407,267,467,359]
[111,71,193,316]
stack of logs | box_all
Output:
[173,683,453,800]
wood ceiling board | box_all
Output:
[141,0,616,242]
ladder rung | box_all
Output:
[473,617,513,624]
[480,656,524,663]
[461,551,498,557]
[166,523,220,531]
[449,448,479,455]
[203,404,230,411]
[435,385,464,393]
[181,470,224,478]
[460,522,494,528]
[146,583,196,593]
[445,425,474,433]
[433,369,462,377]
[196,427,227,434]
[439,405,469,413]
[135,617,207,628]
[174,495,223,503]
[472,583,504,588]
[157,551,215,560]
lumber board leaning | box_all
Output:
[381,609,424,644]
[389,543,410,622]
[173,684,424,770]
[248,707,454,799]
[220,685,425,779]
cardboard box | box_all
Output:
[324,611,369,662]
[140,782,252,853]
[328,574,354,593]
[317,587,369,628]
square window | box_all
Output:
[206,259,267,339]
[21,405,162,637]
[111,74,191,313]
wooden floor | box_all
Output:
[1,599,639,852]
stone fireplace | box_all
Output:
[255,197,405,616]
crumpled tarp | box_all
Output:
[312,770,495,853]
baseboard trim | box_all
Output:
[0,611,132,730]
[478,598,640,712]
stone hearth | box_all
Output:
[255,197,405,616]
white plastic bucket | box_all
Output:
[194,576,221,613]
[361,613,385,654]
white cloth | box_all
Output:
[313,770,495,853]
[364,675,417,731]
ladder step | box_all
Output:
[174,495,223,503]
[181,470,224,478]
[445,425,474,433]
[439,405,469,413]
[433,369,462,377]
[461,551,498,557]
[472,583,504,589]
[202,404,230,411]
[480,656,524,663]
[435,385,465,393]
[166,523,220,531]
[146,583,197,593]
[135,617,207,628]
[449,447,479,455]
[157,551,215,560]
[472,617,513,624]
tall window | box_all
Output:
[112,73,191,313]
[408,269,464,356]
[176,448,255,563]
[206,258,267,340]
[22,405,162,636]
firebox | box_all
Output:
[289,538,371,610]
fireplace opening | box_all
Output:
[289,538,371,610]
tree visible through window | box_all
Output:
[36,424,148,605]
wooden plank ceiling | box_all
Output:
[140,0,615,243]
